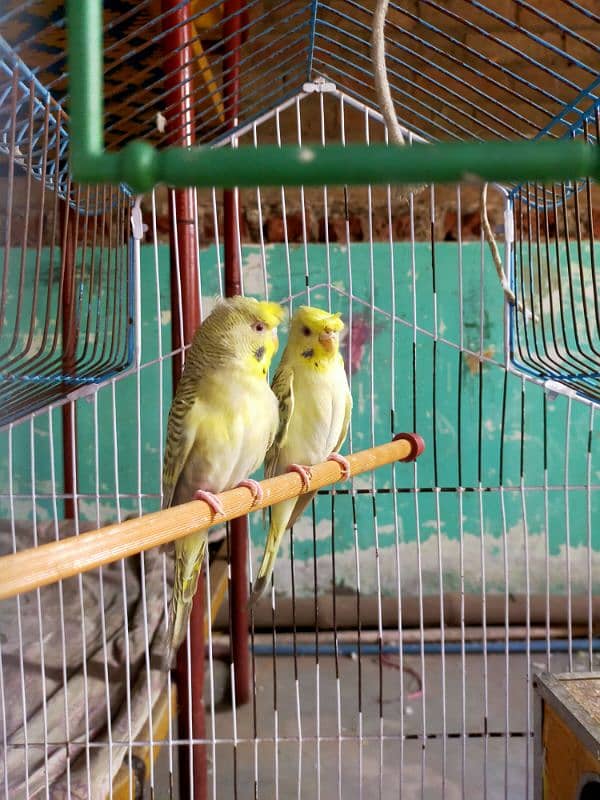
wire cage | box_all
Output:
[0,1,599,799]
[0,17,137,426]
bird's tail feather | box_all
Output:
[163,598,193,670]
[248,514,289,608]
[248,543,278,608]
[163,531,208,670]
[248,572,271,608]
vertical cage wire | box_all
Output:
[0,164,184,794]
[1,1,600,797]
[0,85,598,800]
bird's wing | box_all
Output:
[162,389,198,509]
[286,379,352,531]
[333,383,353,453]
[264,364,295,479]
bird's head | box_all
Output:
[288,306,345,365]
[196,296,284,378]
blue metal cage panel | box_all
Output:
[0,6,136,427]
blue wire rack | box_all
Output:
[0,37,70,203]
[0,4,137,426]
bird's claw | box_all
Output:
[236,478,264,506]
[328,452,351,480]
[194,489,225,516]
[287,463,313,491]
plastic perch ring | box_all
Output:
[393,432,426,462]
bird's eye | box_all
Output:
[302,326,311,336]
[253,322,265,333]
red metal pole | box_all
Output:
[223,0,250,708]
[160,3,205,798]
[60,199,77,520]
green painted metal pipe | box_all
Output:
[66,0,600,193]
[73,140,600,194]
[66,0,105,171]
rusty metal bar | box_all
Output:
[60,199,78,520]
[159,1,204,797]
[223,0,251,709]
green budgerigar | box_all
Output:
[249,305,353,606]
[162,296,284,666]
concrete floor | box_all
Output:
[151,649,586,799]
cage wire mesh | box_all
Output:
[511,118,600,400]
[0,47,135,426]
[0,1,599,799]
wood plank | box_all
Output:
[111,684,178,800]
[542,704,599,800]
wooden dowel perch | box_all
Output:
[0,433,424,601]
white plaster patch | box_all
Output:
[200,296,220,317]
[77,499,125,524]
[4,499,38,521]
[435,412,456,437]
[242,250,269,295]
[505,431,534,441]
[282,517,338,545]
[252,520,600,598]
[351,475,374,492]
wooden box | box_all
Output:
[534,672,600,800]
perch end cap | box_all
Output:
[393,432,425,461]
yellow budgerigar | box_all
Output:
[163,295,284,666]
[249,305,353,606]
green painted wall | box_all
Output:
[1,243,598,597]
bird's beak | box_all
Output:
[318,329,337,352]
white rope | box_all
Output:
[370,0,424,200]
[481,185,538,320]
[371,0,526,313]
[371,0,404,146]
[480,183,516,305]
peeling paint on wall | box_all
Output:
[1,243,598,600]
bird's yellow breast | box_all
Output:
[281,358,349,468]
[177,369,278,499]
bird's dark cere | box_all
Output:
[302,348,314,359]
[254,345,266,361]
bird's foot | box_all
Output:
[327,452,351,480]
[194,489,225,516]
[236,478,264,506]
[287,463,313,491]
